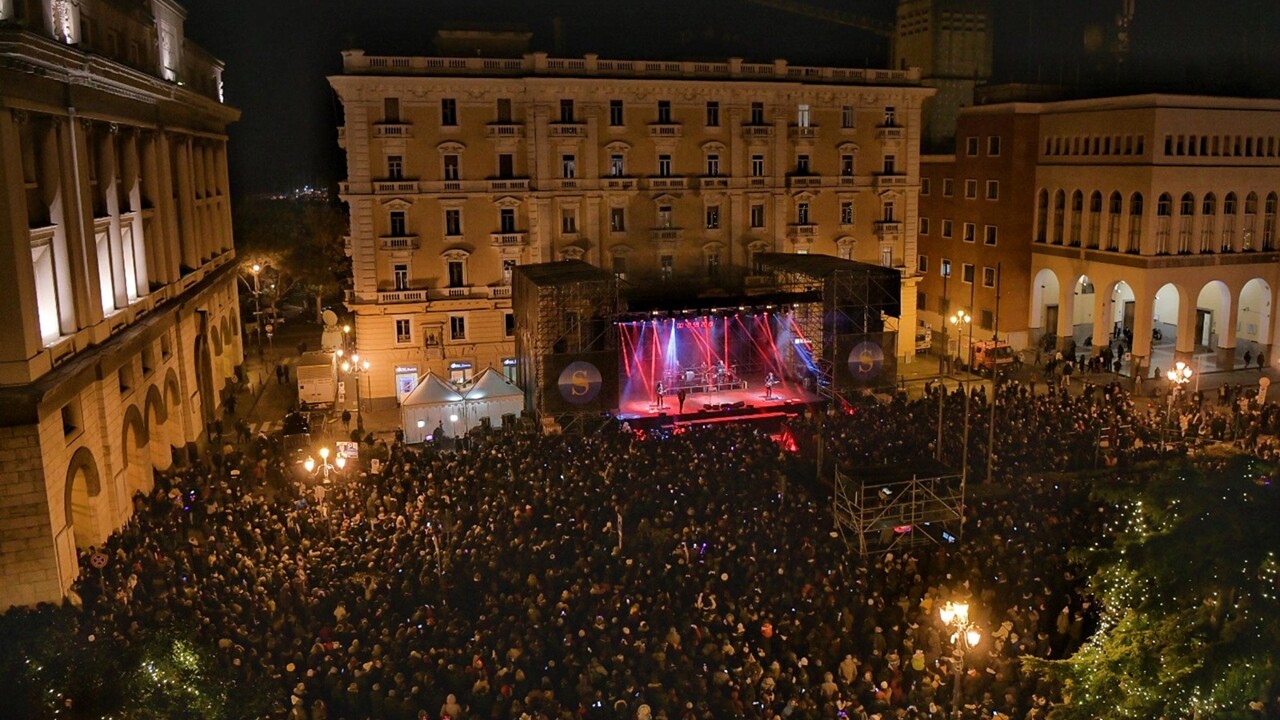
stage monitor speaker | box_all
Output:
[734,401,746,410]
[703,403,715,411]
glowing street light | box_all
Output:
[950,310,972,371]
[341,355,372,433]
[1161,360,1193,447]
[939,601,983,720]
[303,445,346,483]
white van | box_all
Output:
[915,322,933,353]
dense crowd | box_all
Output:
[42,419,1121,720]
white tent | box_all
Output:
[400,372,466,443]
[464,367,524,430]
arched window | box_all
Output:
[1127,192,1143,253]
[1035,189,1048,243]
[1200,193,1216,252]
[1070,190,1083,246]
[1157,193,1172,216]
[1177,192,1195,253]
[1222,192,1237,252]
[1052,190,1066,244]
[1155,193,1172,254]
[1107,191,1122,250]
[1088,191,1102,248]
[1265,192,1277,251]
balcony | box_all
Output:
[487,178,530,192]
[788,224,818,239]
[873,173,909,189]
[557,178,581,191]
[486,123,525,139]
[603,177,638,191]
[700,176,730,189]
[787,174,822,189]
[648,123,683,139]
[874,220,903,236]
[379,235,420,250]
[378,289,428,303]
[374,180,419,194]
[373,123,413,139]
[488,285,513,299]
[650,227,683,242]
[742,125,774,139]
[837,174,857,187]
[490,232,528,248]
[647,177,688,191]
[549,122,588,138]
[875,125,905,142]
[789,125,819,140]
[747,177,771,188]
[434,286,474,299]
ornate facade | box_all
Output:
[331,50,933,406]
[0,0,240,607]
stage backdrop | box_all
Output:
[833,332,899,390]
[542,351,620,414]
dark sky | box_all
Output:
[178,0,1280,196]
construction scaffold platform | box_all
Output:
[833,461,966,556]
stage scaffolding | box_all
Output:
[513,261,619,434]
[833,462,966,556]
[756,253,902,398]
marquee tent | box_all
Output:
[400,372,466,443]
[464,367,524,430]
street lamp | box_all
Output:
[341,354,372,434]
[950,310,972,372]
[303,445,346,484]
[1161,360,1193,447]
[342,324,352,354]
[939,601,983,720]
[245,263,263,347]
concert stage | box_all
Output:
[616,375,823,421]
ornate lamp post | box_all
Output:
[303,445,346,484]
[950,310,972,372]
[1162,360,1193,446]
[342,354,371,434]
[939,601,983,720]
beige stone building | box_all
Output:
[330,49,933,406]
[1028,95,1280,374]
[0,0,240,607]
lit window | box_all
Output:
[449,316,466,341]
[395,319,412,344]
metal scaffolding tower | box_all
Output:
[833,461,965,556]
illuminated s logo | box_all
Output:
[558,361,602,405]
[848,341,885,381]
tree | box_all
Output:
[1026,457,1280,719]
[233,197,349,325]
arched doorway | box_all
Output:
[144,384,171,471]
[1105,280,1136,342]
[1152,282,1184,370]
[121,405,151,501]
[1031,268,1062,348]
[64,447,102,550]
[1239,278,1274,365]
[194,332,216,430]
[1072,275,1096,347]
[1195,281,1232,368]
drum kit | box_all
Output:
[665,362,742,393]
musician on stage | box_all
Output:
[764,372,778,400]
[655,381,666,409]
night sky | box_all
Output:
[177,0,1280,196]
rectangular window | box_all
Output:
[706,252,721,278]
[963,223,976,243]
[705,154,720,177]
[660,255,673,280]
[611,254,627,279]
[919,217,930,235]
[984,225,998,246]
[751,154,765,177]
[505,312,515,338]
[384,97,401,122]
[987,136,1001,156]
[503,259,516,284]
[610,154,625,177]
[982,266,996,288]
[561,208,577,234]
[882,155,897,174]
[941,258,951,278]
[559,99,575,123]
[657,100,672,124]
[943,178,953,196]
[841,154,855,176]
[964,179,977,199]
[561,154,576,178]
[985,180,999,200]
[118,365,134,394]
[706,101,720,127]
[658,154,673,177]
[750,204,765,228]
[979,309,994,331]
[941,220,953,238]
[441,98,458,126]
[395,319,412,344]
[389,211,407,237]
[796,154,810,174]
[657,205,673,228]
[496,98,512,123]
[449,315,467,341]
[966,136,979,156]
[387,155,403,179]
[498,153,515,178]
[448,260,465,287]
[797,104,811,127]
[797,202,810,224]
[706,205,721,230]
[883,106,896,126]
[918,255,929,273]
[750,102,765,125]
[881,246,892,267]
[445,209,462,236]
[962,263,975,284]
[840,201,854,226]
[443,154,460,181]
[393,263,409,290]
[921,177,931,195]
[610,207,626,233]
[841,105,855,128]
[500,208,517,233]
[609,99,624,126]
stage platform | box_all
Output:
[617,377,824,423]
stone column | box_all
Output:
[101,125,128,309]
[119,129,148,296]
[1174,289,1197,364]
[62,116,105,329]
[173,136,198,270]
[1129,290,1155,377]
[0,110,45,364]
